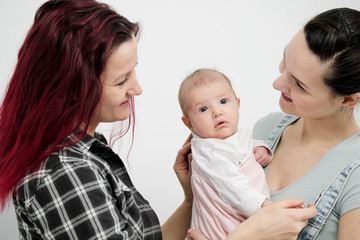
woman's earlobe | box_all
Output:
[342,93,360,108]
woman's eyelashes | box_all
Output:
[295,80,305,91]
[117,78,128,86]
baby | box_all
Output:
[178,68,272,240]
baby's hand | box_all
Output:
[254,146,271,167]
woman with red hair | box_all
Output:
[0,0,315,239]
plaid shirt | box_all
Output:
[13,133,162,240]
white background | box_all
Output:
[1,1,360,238]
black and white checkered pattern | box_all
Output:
[13,133,162,239]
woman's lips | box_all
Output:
[281,92,293,102]
[120,99,129,106]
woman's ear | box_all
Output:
[342,93,360,109]
[182,116,193,131]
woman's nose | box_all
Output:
[128,77,142,96]
[274,58,287,91]
[273,73,287,92]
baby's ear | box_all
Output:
[182,116,193,131]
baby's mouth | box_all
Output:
[215,120,228,128]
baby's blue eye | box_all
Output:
[220,99,227,104]
[200,107,208,112]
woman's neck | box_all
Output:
[293,112,359,146]
[80,122,98,136]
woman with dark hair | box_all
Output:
[0,0,316,239]
[252,7,360,240]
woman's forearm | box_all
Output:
[227,199,316,240]
[187,198,317,240]
[162,200,192,240]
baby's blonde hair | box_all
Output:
[178,68,237,117]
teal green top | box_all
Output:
[253,112,360,240]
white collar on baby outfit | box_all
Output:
[191,130,254,164]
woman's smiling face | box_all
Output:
[272,29,343,120]
[92,36,142,128]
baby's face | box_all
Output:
[183,79,240,139]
